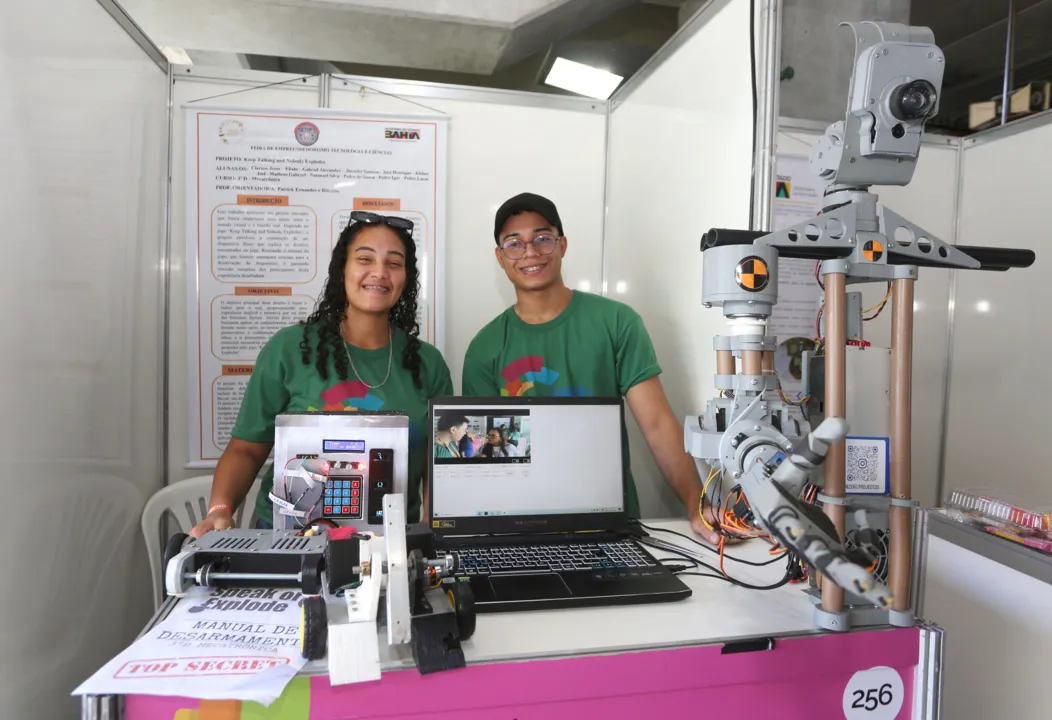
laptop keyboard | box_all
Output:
[453,540,658,575]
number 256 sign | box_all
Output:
[842,666,905,719]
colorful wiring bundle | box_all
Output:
[636,521,800,591]
[696,465,814,585]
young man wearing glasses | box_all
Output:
[461,192,722,543]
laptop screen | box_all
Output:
[428,398,626,535]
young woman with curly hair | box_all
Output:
[191,212,452,536]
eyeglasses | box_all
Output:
[349,210,415,233]
[500,233,558,260]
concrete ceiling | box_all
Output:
[910,0,1052,129]
[111,0,1051,131]
[120,0,649,74]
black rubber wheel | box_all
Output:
[163,533,189,572]
[300,595,327,660]
[447,581,476,641]
[301,557,322,596]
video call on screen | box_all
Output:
[433,409,531,464]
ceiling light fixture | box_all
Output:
[543,57,623,100]
[160,46,193,65]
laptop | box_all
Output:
[427,396,692,612]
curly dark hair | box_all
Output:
[299,221,422,387]
[480,426,509,458]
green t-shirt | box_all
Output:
[433,440,460,459]
[231,323,453,525]
[461,291,661,518]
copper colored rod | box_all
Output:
[742,350,762,377]
[761,350,774,374]
[717,350,736,376]
[889,278,915,612]
[821,273,847,614]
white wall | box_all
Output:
[922,532,1052,719]
[168,71,323,482]
[943,119,1051,503]
[168,71,607,483]
[777,128,959,510]
[328,81,607,394]
[0,2,167,718]
[603,0,754,518]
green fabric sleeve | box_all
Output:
[429,347,455,397]
[615,309,662,395]
[461,336,501,396]
[230,333,291,444]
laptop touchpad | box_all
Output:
[489,573,572,600]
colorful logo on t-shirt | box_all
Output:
[499,356,591,397]
[312,380,423,449]
[318,381,384,411]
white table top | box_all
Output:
[347,519,820,671]
[155,519,822,674]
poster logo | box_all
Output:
[776,180,791,198]
[385,128,421,141]
[863,240,884,262]
[294,122,320,146]
[735,256,770,292]
[218,119,245,145]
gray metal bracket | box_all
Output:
[880,206,979,269]
[713,335,777,353]
[714,374,778,393]
[889,608,915,627]
[812,603,852,632]
[817,493,918,510]
[821,258,917,282]
[755,203,858,252]
[808,589,911,632]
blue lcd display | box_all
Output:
[323,439,366,453]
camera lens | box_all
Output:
[891,80,938,121]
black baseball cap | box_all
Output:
[493,192,563,244]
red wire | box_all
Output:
[865,297,889,321]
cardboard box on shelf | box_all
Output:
[968,81,1051,130]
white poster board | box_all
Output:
[768,153,824,400]
[185,106,448,466]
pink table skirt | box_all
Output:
[127,627,921,719]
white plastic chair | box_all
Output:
[8,473,144,720]
[141,475,261,608]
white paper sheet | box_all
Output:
[770,153,826,401]
[184,107,449,466]
[73,586,309,706]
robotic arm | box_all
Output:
[687,21,1034,620]
[737,417,892,607]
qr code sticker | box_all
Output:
[845,438,888,494]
